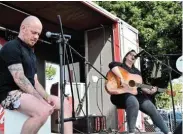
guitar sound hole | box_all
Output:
[129,80,135,87]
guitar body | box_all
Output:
[105,67,142,95]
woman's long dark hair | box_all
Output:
[123,50,136,68]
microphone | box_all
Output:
[46,31,60,38]
[45,31,71,39]
[134,50,145,59]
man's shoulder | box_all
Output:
[1,38,20,50]
[4,38,19,46]
[0,38,22,58]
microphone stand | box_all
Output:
[51,15,78,134]
[55,15,107,134]
[166,57,177,128]
[142,50,179,129]
[56,15,67,134]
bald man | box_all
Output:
[0,16,73,134]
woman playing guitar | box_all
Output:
[106,50,171,134]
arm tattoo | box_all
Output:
[8,64,24,72]
[8,63,43,100]
[31,91,43,100]
[34,74,49,99]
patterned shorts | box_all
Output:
[1,90,22,110]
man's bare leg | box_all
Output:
[17,93,54,134]
[50,95,73,134]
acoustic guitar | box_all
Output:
[105,67,166,95]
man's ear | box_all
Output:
[20,25,26,32]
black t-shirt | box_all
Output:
[0,37,37,103]
[108,61,141,76]
[109,62,149,107]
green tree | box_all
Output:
[96,1,182,54]
[45,65,56,80]
[156,82,183,109]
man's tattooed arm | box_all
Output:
[34,74,49,100]
[8,63,42,100]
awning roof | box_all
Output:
[0,1,119,33]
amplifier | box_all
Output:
[73,115,106,133]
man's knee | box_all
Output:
[33,105,53,119]
[33,106,52,125]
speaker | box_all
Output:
[73,115,106,133]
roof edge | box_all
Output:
[81,1,120,22]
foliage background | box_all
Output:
[96,1,182,54]
[45,64,56,80]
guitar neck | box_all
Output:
[136,83,152,89]
[135,83,166,92]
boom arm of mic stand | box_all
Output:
[85,62,108,80]
[66,42,108,80]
